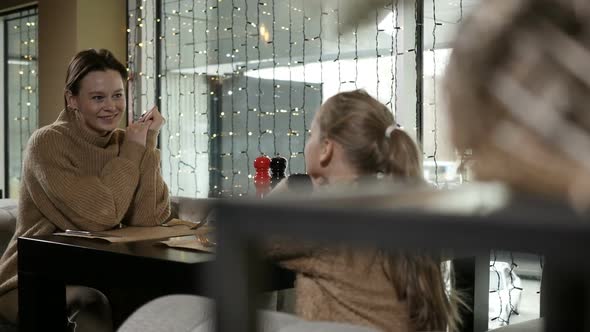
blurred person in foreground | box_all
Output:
[444,0,590,330]
[445,0,590,208]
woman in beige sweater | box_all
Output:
[0,49,170,330]
[270,90,461,332]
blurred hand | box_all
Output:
[139,106,165,131]
[125,120,152,147]
[267,174,313,198]
[267,178,290,197]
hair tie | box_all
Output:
[385,125,398,138]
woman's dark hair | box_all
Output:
[64,49,128,108]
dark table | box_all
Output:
[17,235,296,332]
[17,235,213,331]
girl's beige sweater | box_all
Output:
[270,243,412,332]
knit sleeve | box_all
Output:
[125,131,171,226]
[26,130,144,231]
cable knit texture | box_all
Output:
[0,109,170,300]
[268,243,412,332]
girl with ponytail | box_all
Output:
[269,90,461,331]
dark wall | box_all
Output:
[0,0,35,13]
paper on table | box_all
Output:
[161,235,216,253]
[54,219,212,243]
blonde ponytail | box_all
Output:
[387,128,422,179]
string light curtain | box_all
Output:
[127,0,405,198]
[3,7,38,198]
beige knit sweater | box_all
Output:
[269,243,412,332]
[0,109,170,299]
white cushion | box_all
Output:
[117,295,214,332]
[0,199,17,252]
[118,295,378,332]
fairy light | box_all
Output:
[376,8,380,100]
[176,0,183,193]
[244,0,252,194]
[4,8,38,197]
[163,0,173,190]
[230,0,237,194]
[132,0,141,119]
[272,0,278,155]
[337,0,342,92]
[415,0,423,145]
[431,0,440,186]
[26,16,33,137]
[20,19,32,133]
[141,1,150,118]
[149,2,157,118]
[216,0,225,197]
[127,6,141,117]
[354,24,359,89]
[155,0,163,140]
[288,0,293,174]
[393,0,399,116]
[257,0,263,155]
[204,0,214,196]
[192,0,199,195]
[18,15,24,161]
[301,0,308,153]
[319,0,325,105]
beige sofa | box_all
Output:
[0,199,17,255]
[118,295,377,332]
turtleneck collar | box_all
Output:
[57,109,116,148]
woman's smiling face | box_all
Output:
[67,69,126,136]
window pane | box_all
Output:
[4,8,38,198]
[129,0,416,198]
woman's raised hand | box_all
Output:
[138,106,165,131]
[126,120,152,147]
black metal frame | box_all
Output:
[125,0,162,141]
[0,4,36,17]
[415,0,424,146]
[2,6,37,198]
[125,0,130,126]
[155,0,162,148]
[2,14,7,199]
[213,195,590,332]
[208,78,223,197]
